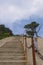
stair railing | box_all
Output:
[23,36,28,65]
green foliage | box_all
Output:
[24,22,39,29]
[0,25,13,39]
[24,21,39,37]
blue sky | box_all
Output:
[0,0,43,37]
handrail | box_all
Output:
[25,37,28,65]
[22,36,28,65]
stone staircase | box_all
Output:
[0,37,26,65]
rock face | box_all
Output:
[0,37,26,65]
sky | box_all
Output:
[0,0,43,37]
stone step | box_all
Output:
[0,48,24,51]
[0,58,24,60]
[1,47,23,50]
[1,45,23,47]
[0,56,25,58]
[0,56,25,60]
[1,42,22,48]
[0,50,24,52]
[0,60,26,62]
[0,62,26,65]
[0,51,24,53]
[0,52,24,56]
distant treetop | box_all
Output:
[0,25,13,39]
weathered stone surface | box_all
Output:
[0,37,26,65]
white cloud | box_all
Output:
[0,0,43,24]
